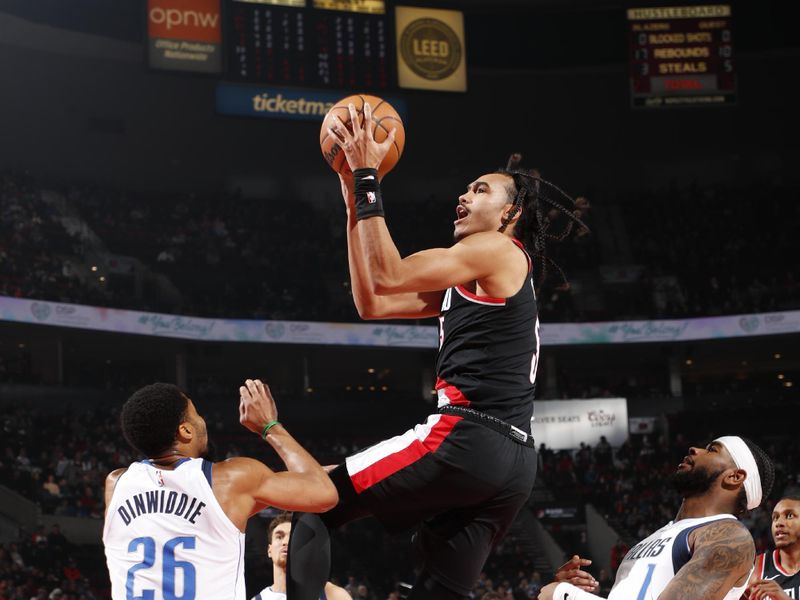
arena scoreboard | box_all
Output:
[627,5,736,108]
[225,0,392,89]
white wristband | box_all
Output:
[553,582,606,600]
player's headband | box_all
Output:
[714,436,762,510]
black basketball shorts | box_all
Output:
[323,413,538,596]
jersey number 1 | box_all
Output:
[127,536,196,600]
[636,563,656,600]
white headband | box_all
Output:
[715,436,763,511]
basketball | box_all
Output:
[319,94,405,180]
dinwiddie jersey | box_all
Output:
[609,514,749,600]
[755,550,800,599]
[435,238,539,431]
[103,458,246,600]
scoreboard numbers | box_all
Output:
[225,0,391,89]
[627,5,736,108]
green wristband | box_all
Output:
[261,420,280,439]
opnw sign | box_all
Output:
[147,0,222,73]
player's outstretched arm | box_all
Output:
[339,173,442,320]
[360,230,519,296]
[220,454,336,513]
[659,520,755,600]
[329,102,523,298]
[554,555,599,592]
[222,379,337,513]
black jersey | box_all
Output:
[756,550,800,598]
[434,239,539,432]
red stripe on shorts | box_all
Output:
[435,378,471,406]
[349,415,461,494]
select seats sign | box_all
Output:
[395,6,466,92]
[147,0,222,73]
[533,398,629,451]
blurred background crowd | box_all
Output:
[3,172,797,324]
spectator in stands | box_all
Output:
[42,475,60,498]
[16,448,31,471]
[527,571,543,597]
[594,437,611,466]
[0,528,98,600]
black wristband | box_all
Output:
[353,168,385,221]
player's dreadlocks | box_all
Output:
[496,153,589,291]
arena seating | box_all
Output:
[3,173,797,323]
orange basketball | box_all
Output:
[319,94,405,180]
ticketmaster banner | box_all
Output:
[533,398,628,450]
[216,83,408,122]
[1,296,798,347]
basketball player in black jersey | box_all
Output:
[744,492,800,600]
[319,103,588,599]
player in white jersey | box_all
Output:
[251,512,351,600]
[538,436,775,600]
[104,379,337,600]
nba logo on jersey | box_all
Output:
[367,191,376,204]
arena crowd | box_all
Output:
[2,173,797,323]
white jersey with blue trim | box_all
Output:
[103,458,246,600]
[609,514,750,600]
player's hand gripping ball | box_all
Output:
[320,94,405,179]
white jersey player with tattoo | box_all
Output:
[538,436,773,600]
[608,514,747,600]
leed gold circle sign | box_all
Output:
[400,18,462,81]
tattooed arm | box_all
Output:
[659,520,755,600]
